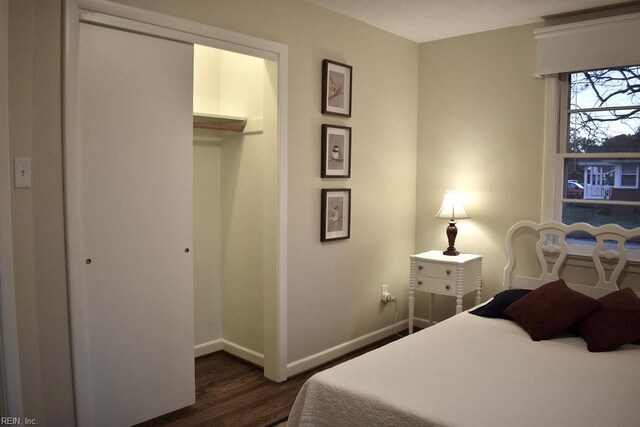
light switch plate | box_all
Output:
[14,158,31,188]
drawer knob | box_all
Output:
[446,269,451,275]
[417,280,423,285]
[445,284,451,290]
[418,265,423,270]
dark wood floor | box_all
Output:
[136,332,406,426]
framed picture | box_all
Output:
[321,124,352,178]
[321,59,352,117]
[321,188,351,242]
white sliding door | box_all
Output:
[70,23,194,426]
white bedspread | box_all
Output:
[288,312,640,426]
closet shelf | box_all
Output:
[193,113,247,132]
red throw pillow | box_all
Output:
[578,288,640,352]
[504,279,601,341]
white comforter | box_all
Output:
[288,312,640,426]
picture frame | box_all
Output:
[321,188,351,242]
[321,59,352,117]
[321,124,352,178]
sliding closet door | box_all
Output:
[72,23,194,426]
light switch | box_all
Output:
[14,158,31,188]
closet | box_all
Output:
[192,45,277,366]
[68,23,278,426]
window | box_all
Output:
[555,66,640,236]
[619,163,639,188]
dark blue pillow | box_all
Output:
[470,289,532,320]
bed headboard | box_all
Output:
[503,220,640,298]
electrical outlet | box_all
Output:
[380,284,390,302]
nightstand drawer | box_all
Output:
[415,276,456,295]
[416,260,456,279]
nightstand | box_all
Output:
[409,250,482,333]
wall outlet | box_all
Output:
[380,284,390,303]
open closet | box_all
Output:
[66,19,280,425]
[192,45,278,366]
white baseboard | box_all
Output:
[194,339,223,358]
[197,318,429,376]
[223,339,264,366]
[287,319,409,377]
[194,338,264,367]
[414,316,436,328]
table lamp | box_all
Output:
[435,191,469,256]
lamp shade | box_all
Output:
[435,191,469,220]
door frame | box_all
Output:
[63,0,288,390]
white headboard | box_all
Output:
[503,220,640,298]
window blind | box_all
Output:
[534,13,640,76]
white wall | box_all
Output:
[416,24,546,321]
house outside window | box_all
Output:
[557,66,640,236]
[619,163,639,188]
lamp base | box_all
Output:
[443,219,460,256]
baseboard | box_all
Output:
[194,339,223,358]
[414,316,436,328]
[286,319,409,377]
[194,338,264,367]
[222,340,264,367]
[197,319,426,375]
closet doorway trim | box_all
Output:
[63,0,289,382]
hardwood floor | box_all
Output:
[136,332,406,426]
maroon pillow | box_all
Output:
[578,288,640,352]
[504,279,601,341]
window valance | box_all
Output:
[534,13,640,76]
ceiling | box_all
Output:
[304,0,631,42]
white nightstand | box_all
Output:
[408,250,482,333]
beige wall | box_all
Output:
[8,0,75,424]
[111,0,418,362]
[220,132,266,353]
[6,0,549,422]
[194,45,264,121]
[8,0,416,422]
[416,24,546,321]
[193,142,223,347]
[193,45,221,115]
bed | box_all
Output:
[288,221,640,426]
